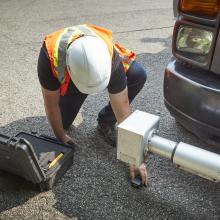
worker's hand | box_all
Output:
[129,163,148,186]
[60,134,75,145]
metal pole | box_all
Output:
[147,134,220,182]
[148,135,176,159]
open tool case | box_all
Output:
[0,132,74,191]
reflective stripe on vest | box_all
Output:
[53,25,97,84]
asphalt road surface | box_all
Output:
[0,0,220,219]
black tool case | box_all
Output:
[0,132,74,191]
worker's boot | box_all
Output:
[97,106,117,146]
[97,121,117,146]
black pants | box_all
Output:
[60,61,147,129]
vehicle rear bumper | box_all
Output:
[164,59,220,146]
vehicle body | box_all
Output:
[173,0,179,17]
[164,0,220,147]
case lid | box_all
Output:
[0,134,46,184]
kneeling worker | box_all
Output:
[37,24,147,185]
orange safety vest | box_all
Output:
[43,24,136,96]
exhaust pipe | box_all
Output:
[117,110,220,182]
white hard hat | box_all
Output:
[66,36,112,94]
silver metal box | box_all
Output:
[117,110,160,167]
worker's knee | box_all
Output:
[137,66,147,85]
[127,62,147,86]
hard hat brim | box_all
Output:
[70,69,111,94]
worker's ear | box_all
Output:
[108,87,131,124]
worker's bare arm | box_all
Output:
[41,87,74,144]
[109,87,148,185]
[108,87,131,124]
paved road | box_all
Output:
[0,0,219,219]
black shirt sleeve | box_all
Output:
[37,45,60,91]
[107,50,127,94]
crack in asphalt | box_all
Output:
[1,25,173,47]
[114,25,173,34]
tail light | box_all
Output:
[180,0,220,19]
